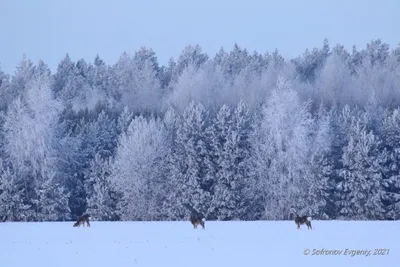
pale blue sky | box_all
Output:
[0,0,398,74]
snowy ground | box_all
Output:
[1,220,398,267]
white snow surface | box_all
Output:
[1,220,398,267]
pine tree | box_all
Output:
[172,45,208,82]
[0,70,10,110]
[116,106,133,135]
[224,43,251,77]
[81,109,117,164]
[160,107,185,219]
[9,56,35,103]
[53,108,87,219]
[209,101,251,220]
[0,166,30,221]
[337,120,386,219]
[33,169,70,221]
[381,108,400,219]
[85,153,119,221]
[292,39,330,83]
[162,101,212,219]
[207,104,232,220]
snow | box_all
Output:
[1,220,398,267]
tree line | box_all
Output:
[0,39,399,221]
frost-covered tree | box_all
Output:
[164,64,197,114]
[159,57,176,89]
[365,39,390,67]
[2,96,33,218]
[110,115,166,220]
[52,54,105,111]
[33,170,70,221]
[171,44,208,83]
[207,104,232,219]
[116,106,134,135]
[63,108,117,216]
[292,38,330,82]
[159,107,182,219]
[326,105,362,218]
[337,120,386,220]
[2,68,67,221]
[87,55,112,98]
[315,52,354,107]
[0,165,30,221]
[162,101,213,219]
[114,51,162,114]
[52,54,75,96]
[8,56,35,104]
[53,108,87,218]
[165,62,228,115]
[85,153,119,221]
[380,108,400,219]
[82,109,117,160]
[0,111,5,156]
[0,70,10,110]
[229,65,262,112]
[213,48,229,68]
[133,47,160,74]
[209,101,251,220]
[303,106,332,219]
[250,77,314,220]
[223,43,251,77]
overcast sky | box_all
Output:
[0,0,398,74]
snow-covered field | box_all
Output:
[1,220,398,267]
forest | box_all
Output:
[0,38,399,222]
